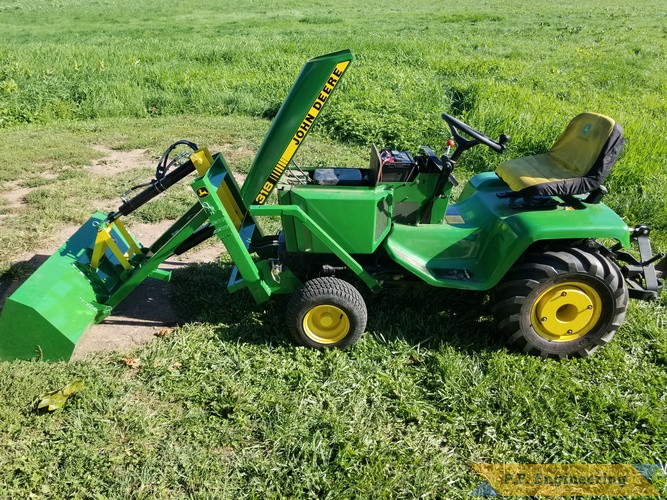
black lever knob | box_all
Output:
[499,134,510,145]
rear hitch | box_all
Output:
[607,224,665,300]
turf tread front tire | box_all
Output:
[286,277,367,349]
[492,246,628,359]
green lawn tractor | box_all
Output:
[1,49,665,362]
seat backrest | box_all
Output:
[495,112,625,198]
[549,113,615,174]
[541,112,625,196]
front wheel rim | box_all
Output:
[531,281,603,342]
[303,305,350,344]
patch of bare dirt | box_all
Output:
[210,143,256,165]
[0,174,59,213]
[233,171,247,186]
[88,145,151,176]
[127,220,225,264]
[70,279,180,360]
[1,184,33,211]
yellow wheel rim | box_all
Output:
[531,281,603,342]
[303,305,350,345]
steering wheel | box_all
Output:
[441,113,509,156]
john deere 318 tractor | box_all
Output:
[0,50,664,361]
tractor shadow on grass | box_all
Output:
[171,263,502,354]
[1,258,501,357]
[362,284,503,354]
[169,262,294,347]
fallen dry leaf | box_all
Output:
[154,328,172,337]
[36,379,85,412]
[121,357,141,369]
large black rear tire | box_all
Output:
[286,277,367,349]
[491,246,628,359]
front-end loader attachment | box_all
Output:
[0,213,125,361]
[0,139,213,361]
[0,151,237,362]
[0,50,356,362]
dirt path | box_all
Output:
[88,145,150,177]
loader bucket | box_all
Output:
[0,212,125,361]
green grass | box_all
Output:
[1,0,667,497]
[2,0,666,230]
[1,272,666,497]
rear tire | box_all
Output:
[491,246,628,359]
[286,277,367,349]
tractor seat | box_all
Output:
[495,113,625,198]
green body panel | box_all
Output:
[241,50,353,207]
[250,204,381,292]
[278,185,393,254]
[273,164,628,293]
[384,172,630,290]
[389,174,448,224]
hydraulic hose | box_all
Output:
[105,159,196,223]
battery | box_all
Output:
[379,149,417,182]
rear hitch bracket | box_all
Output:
[605,224,665,300]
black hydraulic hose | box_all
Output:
[106,159,196,223]
[156,140,198,179]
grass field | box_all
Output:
[1,0,667,497]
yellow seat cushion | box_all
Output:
[496,113,616,192]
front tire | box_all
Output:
[492,246,628,359]
[286,277,367,349]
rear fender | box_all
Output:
[476,210,631,289]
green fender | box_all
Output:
[384,173,630,290]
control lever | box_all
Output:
[445,138,455,157]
